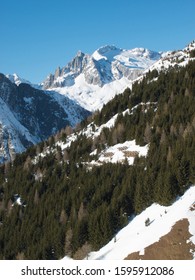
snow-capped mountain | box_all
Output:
[41,41,195,112]
[42,45,162,111]
[6,73,31,86]
[0,73,89,163]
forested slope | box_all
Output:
[0,60,194,259]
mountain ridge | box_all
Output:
[0,74,89,162]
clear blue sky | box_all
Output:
[1,0,195,83]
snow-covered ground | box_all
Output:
[86,185,195,260]
[90,140,148,166]
[50,76,132,112]
[33,102,153,166]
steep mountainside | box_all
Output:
[41,46,162,111]
[0,74,89,162]
[0,45,194,259]
[68,185,195,260]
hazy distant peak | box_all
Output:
[6,73,31,86]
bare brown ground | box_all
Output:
[125,219,195,260]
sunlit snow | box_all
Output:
[88,186,195,260]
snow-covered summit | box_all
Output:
[92,45,123,61]
[95,45,120,55]
[42,45,162,111]
[92,45,161,67]
[6,73,41,90]
[6,73,31,86]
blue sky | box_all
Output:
[1,0,195,83]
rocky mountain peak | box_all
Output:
[42,45,162,91]
[6,73,31,86]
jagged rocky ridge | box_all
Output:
[40,41,195,112]
[42,46,162,88]
[41,46,162,111]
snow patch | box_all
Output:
[90,140,148,166]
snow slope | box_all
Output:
[0,74,89,162]
[87,185,195,260]
[90,140,148,166]
[49,104,149,168]
[52,75,131,112]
